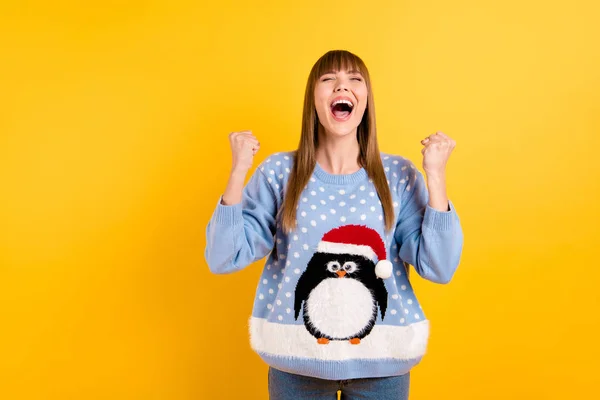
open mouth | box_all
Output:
[330,98,354,122]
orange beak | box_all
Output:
[336,270,346,278]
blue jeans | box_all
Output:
[268,367,410,400]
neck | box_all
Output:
[315,125,361,174]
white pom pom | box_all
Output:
[375,260,393,279]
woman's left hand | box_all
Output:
[421,131,456,177]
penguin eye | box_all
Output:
[343,261,358,273]
[326,261,341,273]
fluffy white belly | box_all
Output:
[305,278,375,339]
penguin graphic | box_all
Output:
[294,225,393,345]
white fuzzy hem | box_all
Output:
[249,317,429,361]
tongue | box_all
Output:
[333,110,350,119]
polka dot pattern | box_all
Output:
[251,152,426,326]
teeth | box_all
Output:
[331,99,354,108]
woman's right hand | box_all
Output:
[229,130,260,174]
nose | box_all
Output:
[334,79,349,92]
[336,270,346,278]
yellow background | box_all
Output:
[1,1,599,399]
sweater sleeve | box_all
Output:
[204,167,278,274]
[393,167,464,284]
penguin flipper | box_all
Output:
[374,280,388,320]
[294,272,309,320]
[293,297,303,320]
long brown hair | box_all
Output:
[281,50,395,234]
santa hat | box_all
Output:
[316,225,393,279]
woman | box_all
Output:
[205,49,463,399]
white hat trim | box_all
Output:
[317,241,378,261]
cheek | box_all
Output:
[314,93,329,108]
[314,104,329,122]
[356,90,368,113]
[357,87,368,102]
[313,89,324,104]
[314,96,331,118]
[314,84,328,101]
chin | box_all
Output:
[326,123,359,137]
[332,128,357,137]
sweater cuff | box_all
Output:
[214,196,243,225]
[423,200,457,231]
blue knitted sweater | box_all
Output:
[205,151,463,380]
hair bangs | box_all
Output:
[313,50,366,81]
